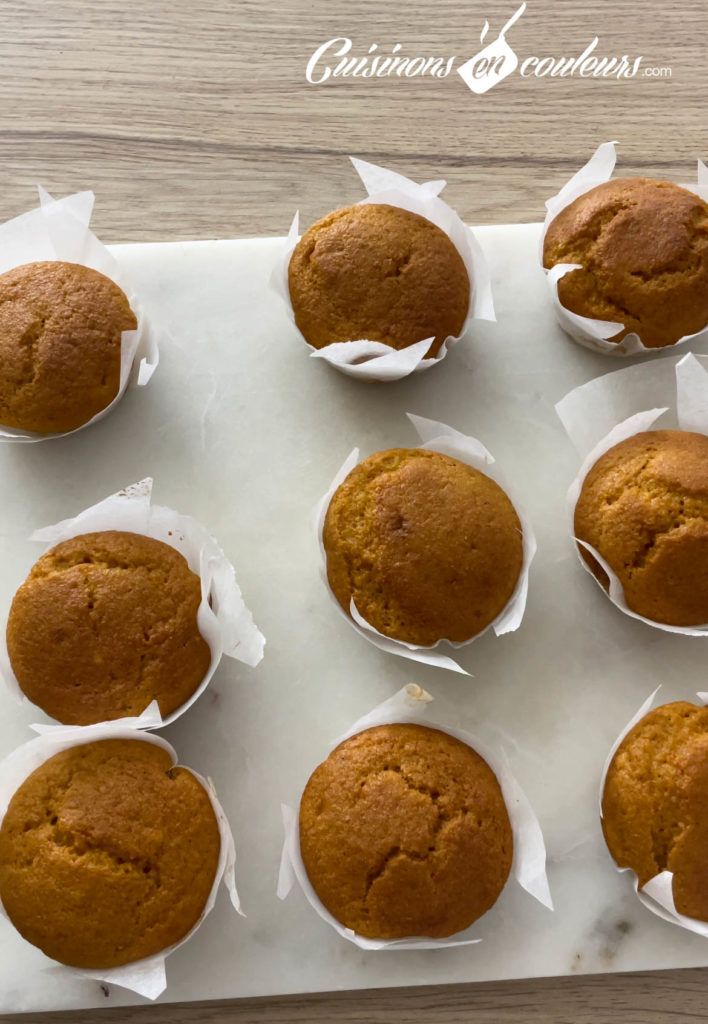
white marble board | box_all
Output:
[1,223,707,1014]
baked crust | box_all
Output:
[574,430,708,625]
[323,447,523,645]
[543,178,708,349]
[299,723,513,939]
[288,204,470,358]
[7,530,211,724]
[0,739,220,967]
[602,701,708,921]
[0,260,137,432]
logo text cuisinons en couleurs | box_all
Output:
[305,4,659,93]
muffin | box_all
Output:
[288,204,470,358]
[299,723,513,939]
[602,701,708,921]
[574,430,708,626]
[0,260,137,433]
[7,530,211,724]
[543,178,708,349]
[0,738,221,967]
[323,448,524,646]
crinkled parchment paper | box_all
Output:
[314,414,536,674]
[0,479,265,724]
[271,158,494,380]
[542,141,708,356]
[557,351,708,635]
[600,688,708,939]
[0,188,160,442]
[278,684,552,950]
[0,712,241,998]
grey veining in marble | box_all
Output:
[0,224,707,1013]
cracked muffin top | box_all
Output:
[6,530,211,725]
[323,447,524,646]
[299,723,513,939]
[574,430,708,626]
[0,260,137,433]
[288,204,470,358]
[602,701,708,921]
[543,178,708,349]
[0,738,220,967]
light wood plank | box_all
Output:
[10,969,708,1024]
[0,0,703,240]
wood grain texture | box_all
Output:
[9,970,708,1024]
[0,0,704,241]
[1,0,708,1021]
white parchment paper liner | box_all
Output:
[278,684,552,949]
[0,478,265,725]
[542,141,708,356]
[0,187,160,442]
[557,351,708,635]
[0,708,240,999]
[315,414,536,674]
[600,688,708,939]
[271,158,495,381]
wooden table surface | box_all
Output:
[1,0,707,1020]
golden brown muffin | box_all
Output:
[7,531,211,724]
[0,738,220,967]
[299,723,513,939]
[543,178,708,349]
[0,260,137,433]
[574,430,708,626]
[323,448,524,646]
[288,204,470,358]
[602,701,708,921]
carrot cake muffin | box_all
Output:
[0,738,220,967]
[574,430,708,626]
[7,530,211,724]
[323,447,524,646]
[299,723,513,939]
[0,260,137,433]
[543,178,708,349]
[602,701,708,921]
[288,204,470,358]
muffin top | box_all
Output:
[0,738,220,968]
[543,178,708,349]
[0,261,137,433]
[574,430,708,626]
[7,530,211,724]
[299,723,513,939]
[323,448,523,646]
[288,204,470,358]
[602,701,708,921]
